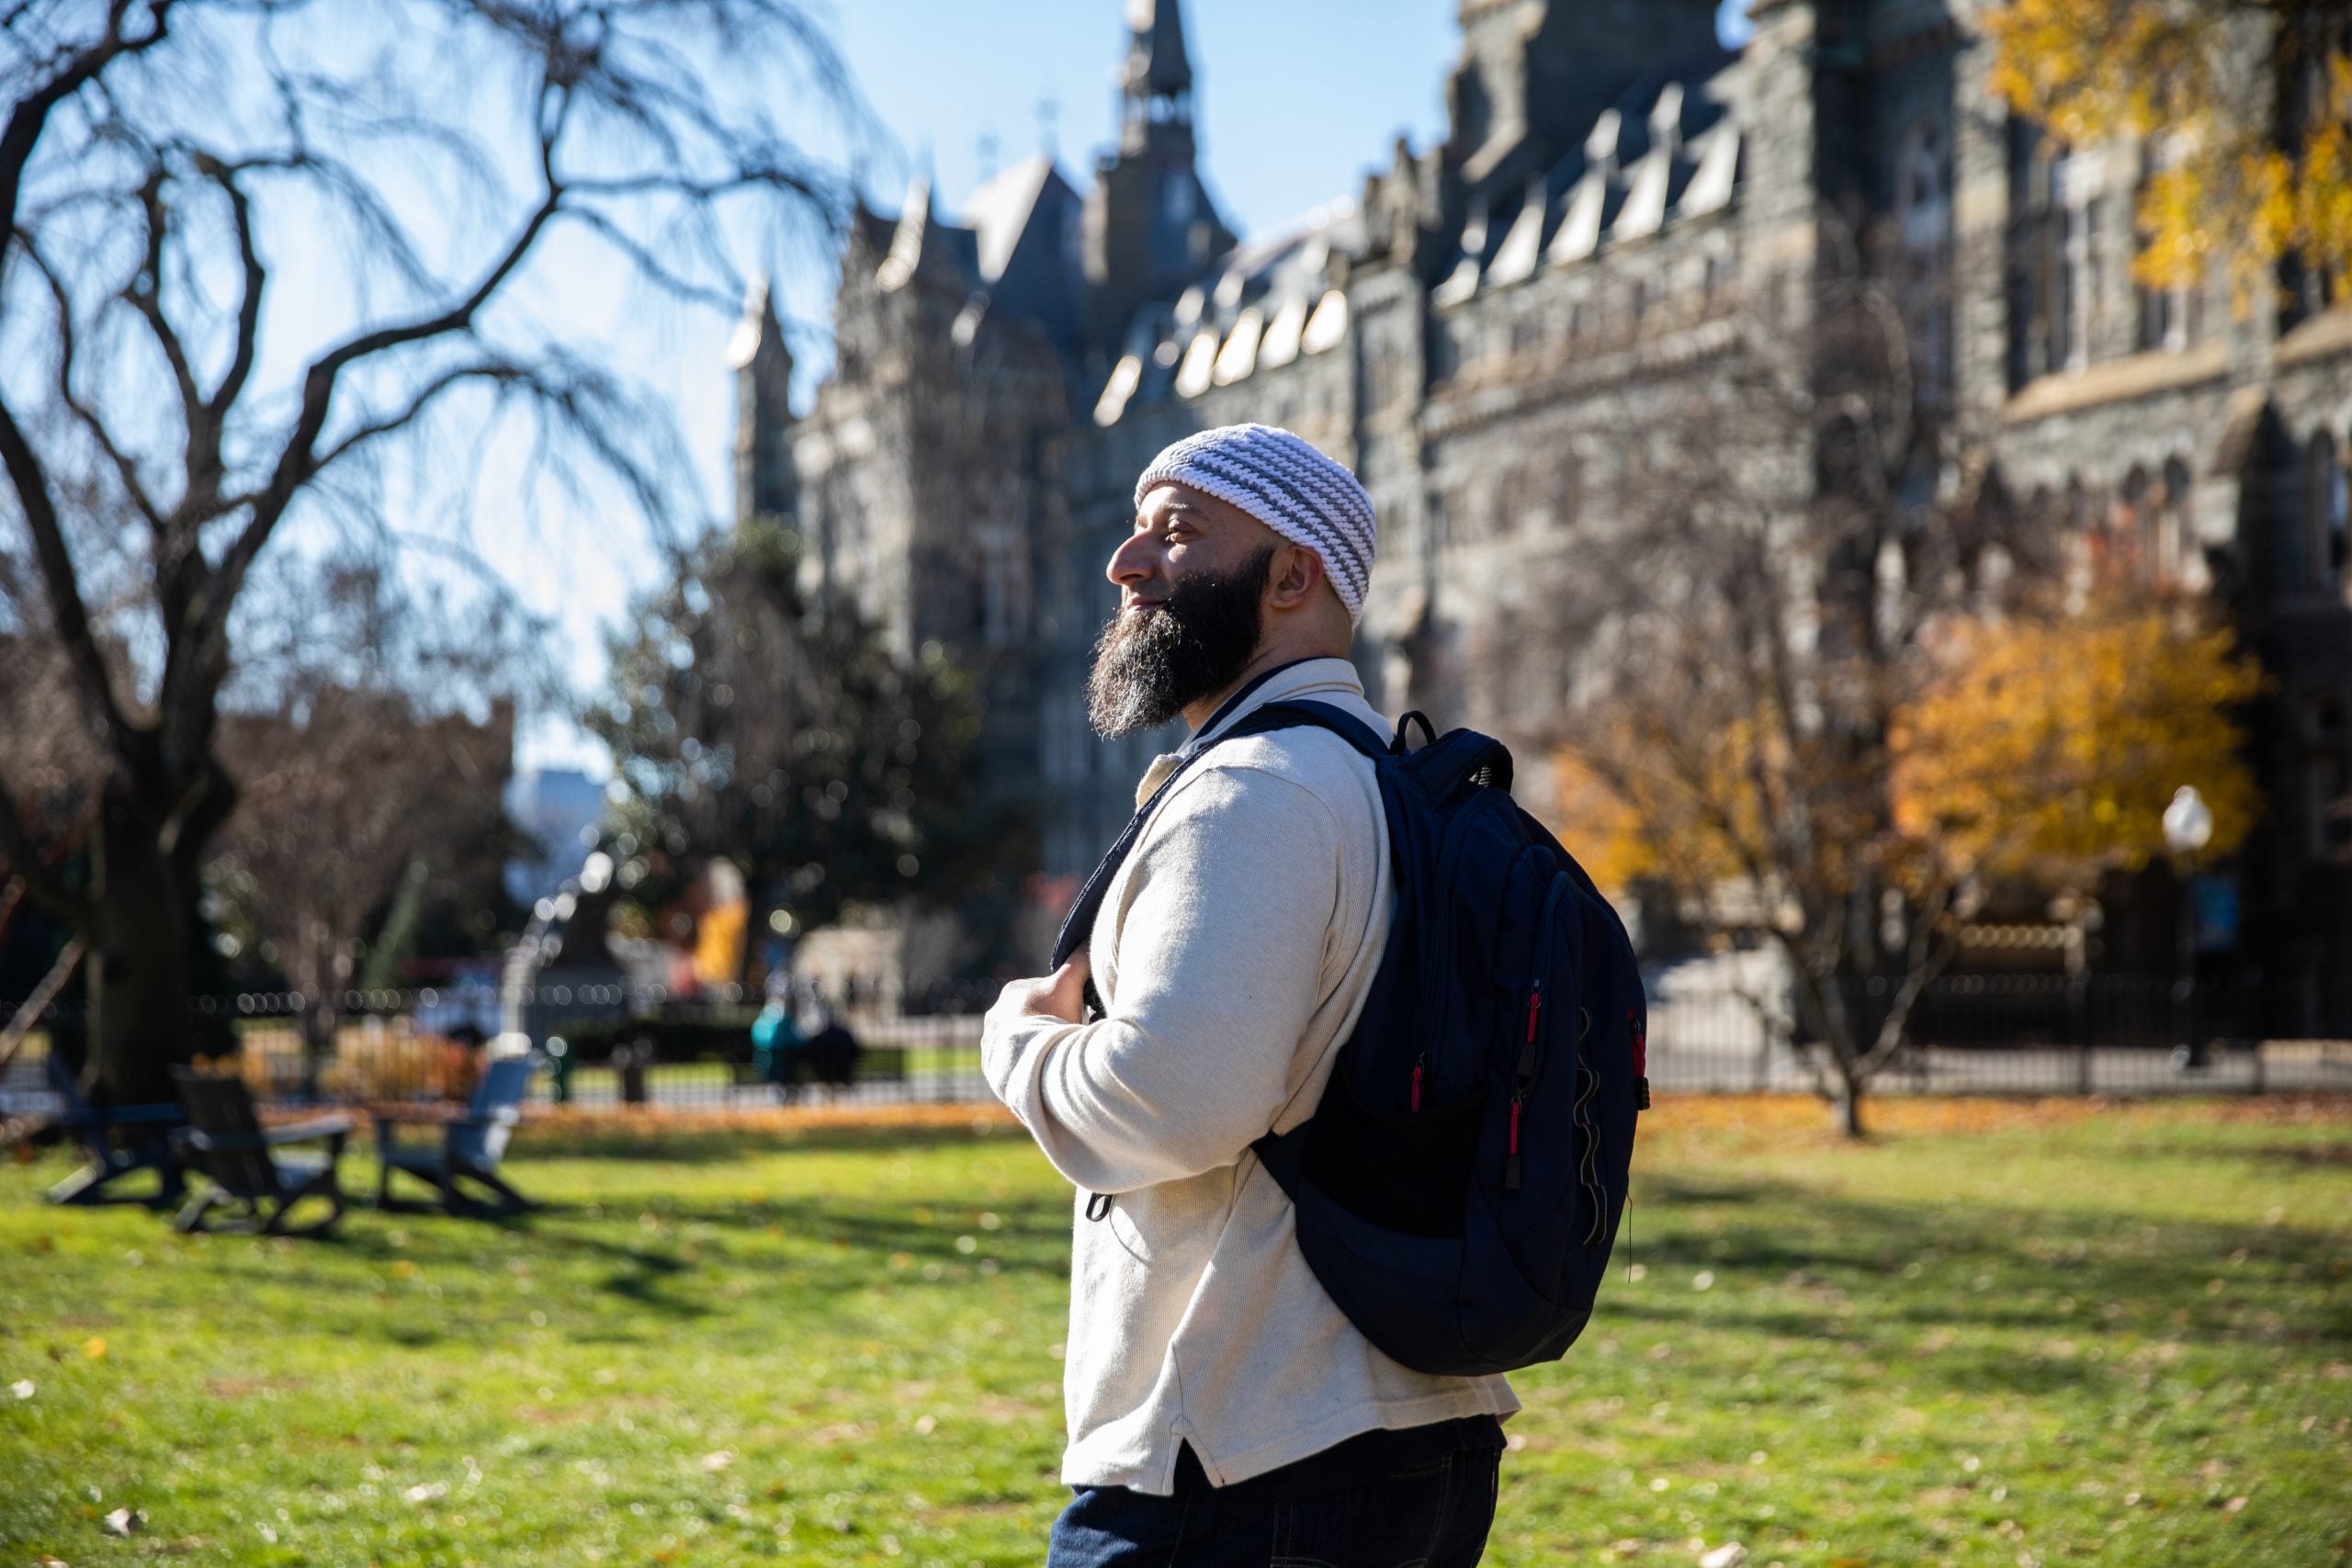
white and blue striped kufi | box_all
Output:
[1134,423,1376,619]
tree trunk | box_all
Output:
[78,758,236,1107]
[82,784,202,1105]
[1830,1068,1868,1139]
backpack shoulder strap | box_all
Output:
[1047,700,1397,970]
[1227,699,1397,761]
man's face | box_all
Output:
[1086,483,1276,738]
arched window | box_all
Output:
[2061,477,2094,612]
[2103,465,2150,585]
[2159,456,2201,590]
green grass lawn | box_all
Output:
[3,1100,2347,1566]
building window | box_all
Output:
[2311,698,2351,861]
[2005,266,2036,391]
[2135,138,2193,353]
[2097,465,2152,586]
[2312,431,2351,592]
[2157,456,2202,590]
[1895,118,1953,402]
[2053,152,2102,374]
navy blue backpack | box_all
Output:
[1052,696,1647,1378]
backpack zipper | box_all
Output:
[1504,977,1543,1190]
[1409,1053,1427,1111]
[1506,875,1575,1192]
[1505,1089,1526,1190]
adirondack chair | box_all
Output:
[374,1055,536,1216]
[166,1068,353,1236]
[41,1054,187,1209]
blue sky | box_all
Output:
[512,0,1753,773]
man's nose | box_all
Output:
[1106,532,1157,589]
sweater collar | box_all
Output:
[1134,657,1370,806]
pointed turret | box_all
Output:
[729,277,797,526]
[1087,0,1232,348]
[1122,0,1193,103]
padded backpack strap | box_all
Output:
[1228,699,1396,761]
[1049,701,1398,971]
[1049,755,1203,971]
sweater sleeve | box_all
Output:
[981,763,1341,1193]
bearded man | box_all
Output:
[983,424,1516,1567]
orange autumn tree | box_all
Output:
[1985,0,2352,302]
[1891,597,2266,888]
[1557,594,2265,1136]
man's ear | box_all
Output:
[1265,543,1326,611]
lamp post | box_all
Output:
[2163,785,2213,1069]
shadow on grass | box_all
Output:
[1605,1171,2352,1396]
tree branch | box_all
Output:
[122,167,206,455]
[15,231,165,533]
[0,769,96,930]
[209,99,578,630]
[0,399,137,757]
[198,152,266,433]
[0,1,174,252]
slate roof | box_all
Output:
[1097,50,1746,425]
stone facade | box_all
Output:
[742,0,2352,1024]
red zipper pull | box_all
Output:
[1504,1091,1525,1190]
[1526,983,1543,1044]
[1409,1055,1426,1112]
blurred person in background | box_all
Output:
[803,1003,862,1102]
[750,976,804,1103]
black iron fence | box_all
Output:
[5,974,2349,1120]
[1643,973,2351,1097]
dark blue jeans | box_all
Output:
[1046,1419,1503,1567]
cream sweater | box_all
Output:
[982,659,1519,1495]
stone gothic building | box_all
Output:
[739,0,2352,1027]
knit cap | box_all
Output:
[1133,423,1376,619]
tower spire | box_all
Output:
[1119,0,1194,152]
[729,276,797,526]
[1085,0,1231,349]
[1124,0,1193,100]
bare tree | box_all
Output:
[0,2,853,1100]
[209,549,543,1069]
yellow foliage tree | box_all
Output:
[1985,0,2352,301]
[1891,599,2266,884]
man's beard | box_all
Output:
[1086,546,1275,739]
